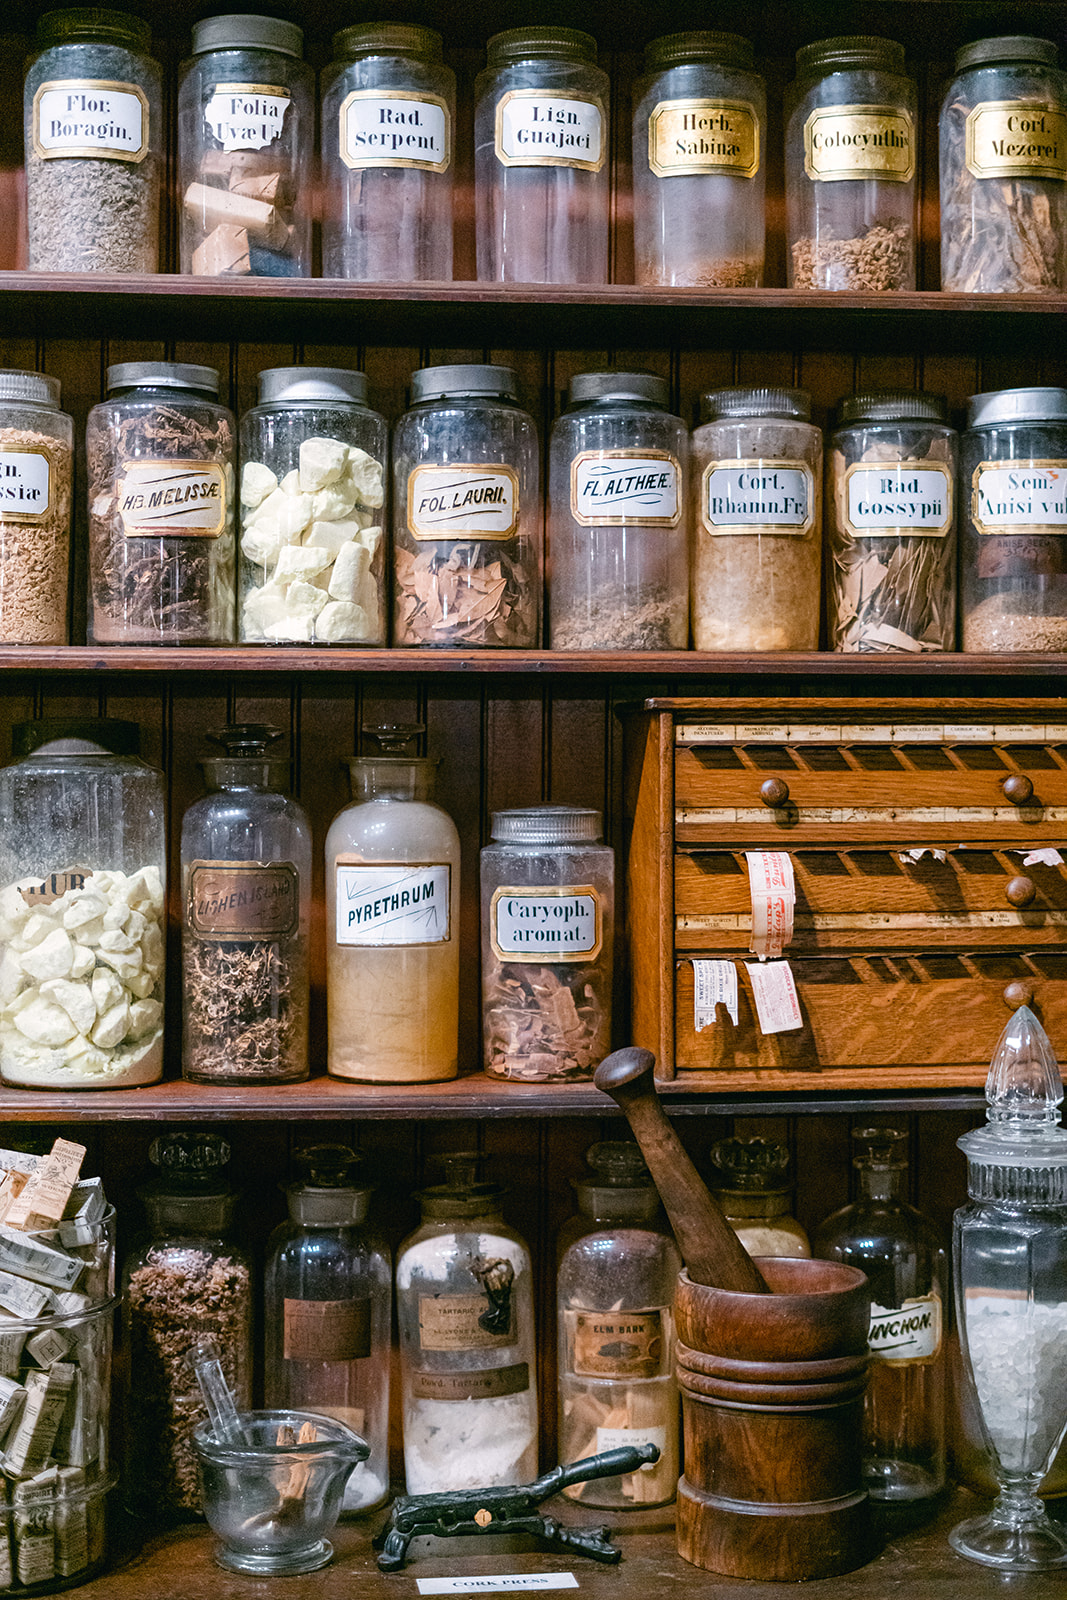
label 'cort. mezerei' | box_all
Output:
[965,100,1067,180]
[648,98,759,178]
[335,861,451,946]
[33,79,149,161]
[117,460,227,537]
[804,103,915,181]
[339,90,450,171]
[407,464,519,542]
[570,451,681,526]
[701,459,816,536]
[495,90,605,170]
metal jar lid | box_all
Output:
[568,371,670,408]
[192,14,303,58]
[37,7,151,49]
[795,35,906,76]
[490,805,603,845]
[411,364,518,403]
[106,361,219,395]
[487,27,597,67]
[644,31,755,72]
[837,390,948,425]
[0,370,61,409]
[333,22,443,61]
[701,387,811,423]
[954,36,1058,72]
[13,717,141,759]
[258,367,369,406]
[967,387,1067,429]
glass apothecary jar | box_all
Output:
[481,806,613,1082]
[548,372,687,650]
[393,365,540,647]
[24,8,162,273]
[87,362,236,645]
[239,367,387,645]
[557,1142,680,1508]
[709,1138,811,1259]
[690,387,822,650]
[321,24,455,283]
[265,1146,391,1513]
[178,14,313,277]
[632,32,765,288]
[961,387,1067,651]
[0,718,165,1090]
[940,37,1067,293]
[827,391,957,653]
[397,1156,538,1494]
[0,370,73,646]
[475,29,609,284]
[785,36,917,290]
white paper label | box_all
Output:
[118,461,226,537]
[335,864,451,945]
[745,960,802,1033]
[844,463,953,537]
[596,1424,667,1464]
[205,84,290,151]
[340,91,450,170]
[746,851,795,959]
[491,887,601,961]
[1022,847,1065,866]
[33,80,148,161]
[972,461,1067,533]
[701,461,815,536]
[495,90,605,170]
[868,1294,942,1363]
[693,960,739,1029]
[570,451,681,526]
[0,451,50,521]
[417,1579,578,1596]
[408,465,519,542]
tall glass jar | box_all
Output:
[475,29,609,284]
[548,372,688,650]
[321,25,455,283]
[178,15,313,278]
[24,8,162,273]
[87,362,236,645]
[940,37,1067,293]
[265,1145,391,1513]
[0,718,165,1089]
[0,370,73,645]
[393,365,540,647]
[785,37,917,290]
[827,391,957,653]
[239,366,387,645]
[481,806,613,1082]
[709,1137,811,1258]
[690,387,822,650]
[632,32,765,288]
[325,726,460,1083]
[180,723,311,1084]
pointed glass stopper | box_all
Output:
[986,1006,1063,1132]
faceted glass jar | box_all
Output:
[0,369,74,645]
[321,24,455,283]
[0,719,165,1089]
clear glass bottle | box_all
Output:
[321,25,455,283]
[239,366,387,645]
[325,725,460,1083]
[632,32,765,288]
[557,1142,680,1508]
[548,372,688,650]
[785,37,917,290]
[813,1127,946,1501]
[0,717,165,1089]
[709,1138,811,1258]
[475,29,609,284]
[393,365,540,647]
[178,15,313,277]
[86,361,236,645]
[264,1145,391,1513]
[0,369,73,645]
[396,1155,538,1494]
[481,806,613,1082]
[180,723,311,1084]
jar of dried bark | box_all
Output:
[785,37,917,290]
[0,370,73,645]
[939,36,1067,293]
[481,806,613,1082]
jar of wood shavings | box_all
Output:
[0,370,73,645]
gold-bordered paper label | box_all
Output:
[339,89,451,172]
[971,460,1067,535]
[118,460,226,537]
[33,79,149,162]
[648,97,759,178]
[965,100,1067,180]
[701,459,815,537]
[491,885,603,962]
[570,450,681,526]
[843,461,953,538]
[335,859,451,946]
[0,445,53,524]
[803,104,915,181]
[407,464,519,542]
[204,83,290,151]
[494,89,605,171]
[567,1308,664,1378]
[188,860,298,940]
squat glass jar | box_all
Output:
[0,370,73,646]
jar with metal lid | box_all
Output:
[321,24,455,283]
[0,717,165,1089]
[690,387,822,650]
[239,366,387,645]
[178,14,313,277]
[940,37,1067,293]
[481,806,613,1082]
[632,32,765,288]
[0,370,73,645]
[548,372,687,650]
[24,8,162,273]
[393,365,540,647]
[785,36,917,290]
[475,28,609,284]
[961,387,1067,651]
[86,361,236,645]
[827,391,957,653]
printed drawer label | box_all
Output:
[495,90,605,170]
[33,80,149,161]
[844,463,953,536]
[0,450,51,523]
[868,1294,942,1363]
[647,98,759,177]
[803,104,915,181]
[340,90,450,171]
[965,101,1067,180]
[568,1308,664,1378]
[408,465,519,542]
[491,887,602,961]
[117,460,226,536]
[188,861,298,939]
[571,451,681,526]
[284,1297,372,1361]
[692,959,739,1029]
[335,863,451,945]
[701,461,815,536]
[205,84,290,151]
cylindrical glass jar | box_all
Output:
[475,29,609,284]
[785,36,917,290]
[961,387,1067,651]
[690,387,822,650]
[239,367,387,645]
[481,806,614,1082]
[321,24,455,283]
[632,32,765,288]
[548,372,688,650]
[393,365,540,647]
[0,718,165,1089]
[940,37,1067,293]
[178,15,313,278]
[709,1137,812,1258]
[87,362,236,645]
[0,370,73,645]
[827,391,957,653]
[24,8,162,273]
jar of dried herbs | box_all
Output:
[785,36,917,290]
[0,370,73,645]
[86,361,236,645]
[939,37,1067,293]
[827,391,957,653]
[393,365,540,646]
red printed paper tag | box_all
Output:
[746,850,795,958]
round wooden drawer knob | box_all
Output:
[760,778,790,807]
[1005,875,1037,908]
[1003,980,1034,1009]
[1002,774,1034,803]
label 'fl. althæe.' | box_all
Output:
[570,451,681,526]
[339,90,451,172]
[33,79,149,162]
[335,861,451,946]
[965,101,1067,180]
[491,886,602,962]
[647,98,759,178]
[803,103,915,181]
[408,464,519,543]
[494,90,605,171]
[701,460,815,536]
[844,462,953,537]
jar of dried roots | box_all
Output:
[0,370,73,645]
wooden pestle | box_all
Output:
[594,1047,770,1295]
